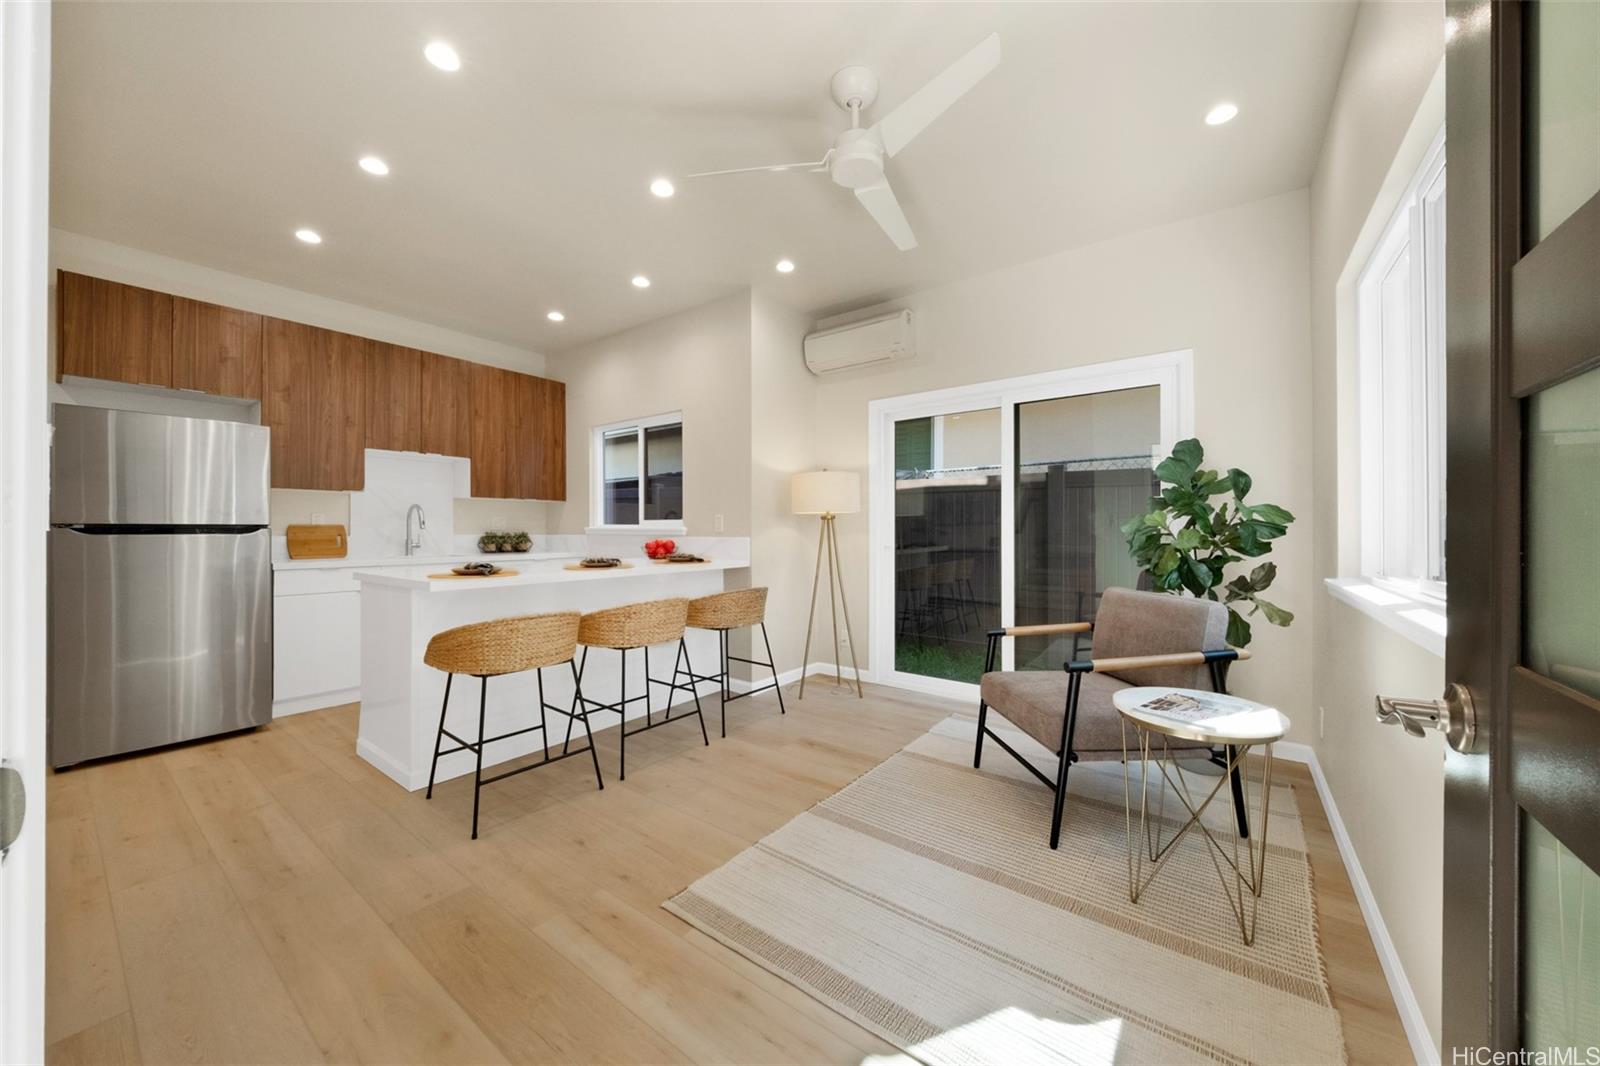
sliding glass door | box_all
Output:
[870,352,1189,698]
[1013,387,1161,670]
[892,408,1002,683]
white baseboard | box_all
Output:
[272,688,360,718]
[728,661,871,694]
[1297,746,1437,1066]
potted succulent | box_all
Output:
[511,531,533,553]
[477,532,504,553]
[1121,438,1296,647]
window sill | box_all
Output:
[586,523,688,536]
[1324,577,1446,658]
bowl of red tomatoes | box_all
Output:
[642,538,677,560]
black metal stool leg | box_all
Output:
[761,622,785,715]
[564,645,588,755]
[571,658,603,790]
[618,648,628,781]
[643,644,652,727]
[683,638,709,747]
[665,641,683,722]
[719,629,729,738]
[426,672,453,799]
[471,675,488,840]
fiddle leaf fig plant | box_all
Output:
[1120,438,1296,648]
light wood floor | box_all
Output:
[45,680,1412,1065]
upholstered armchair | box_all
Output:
[974,586,1251,849]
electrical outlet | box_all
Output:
[311,512,325,524]
[714,513,725,533]
[839,636,850,647]
[1319,705,1326,739]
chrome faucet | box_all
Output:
[405,504,426,556]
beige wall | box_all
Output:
[811,189,1315,726]
[545,291,753,537]
[749,291,820,674]
[1309,0,1445,1054]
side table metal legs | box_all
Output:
[1122,720,1275,945]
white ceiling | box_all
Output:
[51,2,1357,354]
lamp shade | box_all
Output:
[791,470,860,515]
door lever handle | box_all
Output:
[1375,682,1480,753]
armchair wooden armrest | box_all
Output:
[989,622,1094,638]
[1066,648,1250,674]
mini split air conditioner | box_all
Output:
[803,309,914,375]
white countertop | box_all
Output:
[353,556,749,592]
[276,550,574,572]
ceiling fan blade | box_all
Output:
[854,177,918,251]
[872,33,1001,158]
[685,158,829,179]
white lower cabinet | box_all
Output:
[273,569,362,716]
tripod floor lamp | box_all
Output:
[792,470,863,699]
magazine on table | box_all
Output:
[1131,690,1249,724]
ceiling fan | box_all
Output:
[682,33,1002,251]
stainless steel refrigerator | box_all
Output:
[49,405,273,767]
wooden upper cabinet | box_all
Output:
[365,342,423,453]
[528,375,566,501]
[262,318,369,491]
[468,363,517,498]
[419,351,472,459]
[57,271,173,387]
[172,296,264,400]
[468,363,566,500]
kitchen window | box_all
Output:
[1357,128,1446,598]
[592,413,684,529]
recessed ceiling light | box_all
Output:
[775,258,795,274]
[546,310,565,322]
[358,155,389,176]
[650,177,675,198]
[631,275,651,289]
[1204,102,1239,126]
[294,228,322,245]
[424,41,461,72]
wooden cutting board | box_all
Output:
[285,524,348,559]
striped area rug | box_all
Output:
[665,714,1346,1065]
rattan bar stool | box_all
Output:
[675,587,786,738]
[562,597,707,781]
[423,611,603,839]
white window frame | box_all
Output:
[1356,127,1447,603]
[866,348,1194,703]
[589,410,685,532]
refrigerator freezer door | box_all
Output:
[48,528,273,766]
[50,404,270,526]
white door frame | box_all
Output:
[0,2,51,1062]
[866,349,1194,703]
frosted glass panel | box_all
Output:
[1524,367,1600,699]
[1527,0,1600,242]
[1522,815,1600,1050]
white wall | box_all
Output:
[749,290,819,674]
[811,189,1315,728]
[1309,0,1446,1056]
[545,291,753,537]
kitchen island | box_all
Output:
[355,555,748,790]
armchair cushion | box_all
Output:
[980,669,1209,760]
[1089,586,1229,689]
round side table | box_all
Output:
[1113,686,1290,946]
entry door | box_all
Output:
[1431,0,1600,1052]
